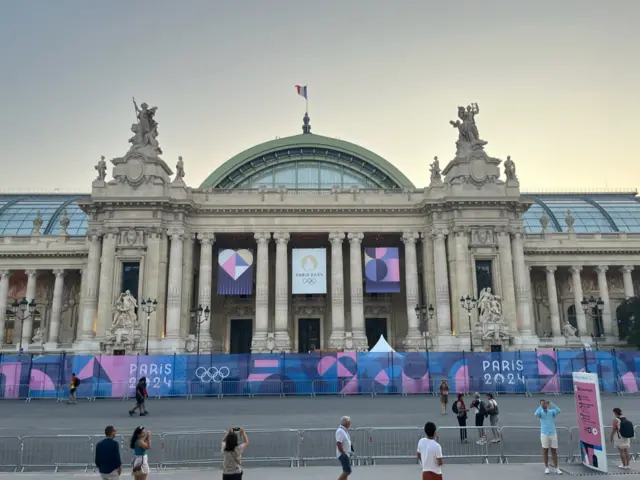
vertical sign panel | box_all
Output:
[217,249,254,295]
[292,248,327,294]
[573,372,608,473]
[364,247,400,293]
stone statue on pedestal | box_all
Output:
[449,103,487,154]
[129,98,162,156]
[32,327,44,344]
[540,214,549,233]
[562,321,578,339]
[95,156,107,181]
[429,156,442,185]
[504,156,517,181]
[32,209,43,236]
[478,288,502,323]
[105,290,141,349]
[565,209,575,232]
[172,156,185,184]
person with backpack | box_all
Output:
[609,408,633,470]
[486,394,500,443]
[453,393,468,443]
[470,392,487,445]
[68,373,80,404]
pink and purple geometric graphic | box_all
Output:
[217,248,254,295]
[364,247,400,293]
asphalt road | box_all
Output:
[1,393,638,470]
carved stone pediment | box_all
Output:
[294,305,325,316]
[470,227,496,246]
[364,305,391,316]
[233,305,255,316]
[118,229,144,248]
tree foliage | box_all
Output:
[616,296,640,348]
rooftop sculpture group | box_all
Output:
[129,98,162,156]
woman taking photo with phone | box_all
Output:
[130,426,151,479]
[222,427,249,479]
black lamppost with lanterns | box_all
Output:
[140,298,158,355]
[11,297,36,354]
[192,305,211,355]
[415,303,435,352]
[460,295,477,352]
[580,295,604,349]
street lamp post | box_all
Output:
[11,297,36,354]
[414,303,435,352]
[460,295,477,352]
[192,305,211,356]
[140,298,158,356]
[580,295,604,349]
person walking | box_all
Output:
[416,421,443,480]
[439,380,449,415]
[453,393,468,443]
[535,399,562,475]
[68,373,80,404]
[335,416,353,480]
[470,392,487,445]
[95,425,122,479]
[129,377,148,417]
[610,408,633,469]
[222,427,248,479]
[486,393,500,443]
[130,426,151,479]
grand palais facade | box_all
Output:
[1,103,639,355]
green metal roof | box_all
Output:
[199,133,415,189]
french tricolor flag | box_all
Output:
[295,85,308,99]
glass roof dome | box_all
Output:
[0,192,639,237]
[0,194,89,236]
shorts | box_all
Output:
[614,437,631,450]
[440,395,448,404]
[422,472,443,480]
[338,453,352,474]
[132,455,150,476]
[222,473,243,480]
[489,415,499,426]
[100,470,120,480]
[541,434,558,449]
[475,413,485,427]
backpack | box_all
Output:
[476,400,487,416]
[452,402,458,414]
[619,417,634,439]
[489,400,499,415]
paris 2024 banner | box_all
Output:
[0,349,639,399]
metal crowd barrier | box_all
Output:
[3,425,638,472]
[3,375,640,402]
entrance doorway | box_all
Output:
[229,319,253,354]
[298,318,321,353]
[490,345,502,352]
[365,318,388,350]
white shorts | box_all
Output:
[541,434,558,449]
[132,455,150,476]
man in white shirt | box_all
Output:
[416,422,443,480]
[335,415,352,480]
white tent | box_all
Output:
[369,334,396,353]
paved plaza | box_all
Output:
[1,393,638,436]
[0,464,638,479]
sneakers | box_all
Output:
[545,467,562,475]
[618,465,631,470]
[476,439,486,445]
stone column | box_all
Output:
[545,267,562,337]
[164,228,185,342]
[22,269,38,346]
[454,229,471,334]
[328,232,345,349]
[179,234,195,340]
[273,232,291,352]
[197,233,215,344]
[0,271,11,344]
[96,232,117,337]
[497,231,518,334]
[141,230,163,343]
[253,232,271,351]
[421,233,436,335]
[596,266,614,336]
[79,232,102,340]
[570,266,588,337]
[620,266,634,299]
[511,233,533,335]
[347,232,368,349]
[402,232,422,348]
[432,229,452,336]
[46,269,66,346]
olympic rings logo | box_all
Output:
[302,278,317,284]
[195,366,231,383]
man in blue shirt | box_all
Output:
[95,425,122,479]
[535,400,562,475]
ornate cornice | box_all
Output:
[524,247,640,255]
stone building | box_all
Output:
[1,103,639,354]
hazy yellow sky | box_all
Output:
[0,0,638,192]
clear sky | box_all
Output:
[1,0,638,192]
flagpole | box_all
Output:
[305,81,309,114]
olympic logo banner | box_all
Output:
[292,248,327,294]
